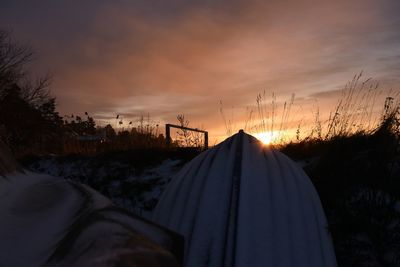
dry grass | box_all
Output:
[220,72,399,146]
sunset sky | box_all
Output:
[1,0,400,143]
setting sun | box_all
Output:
[254,132,279,145]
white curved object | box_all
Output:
[153,130,337,267]
[0,141,181,267]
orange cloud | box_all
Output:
[1,0,399,142]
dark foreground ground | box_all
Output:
[22,128,400,266]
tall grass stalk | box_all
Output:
[219,73,398,146]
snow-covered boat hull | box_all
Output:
[0,141,182,267]
[153,131,337,267]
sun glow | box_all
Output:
[254,131,279,145]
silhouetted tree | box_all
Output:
[0,31,32,90]
[64,115,96,136]
[0,30,62,155]
[104,124,116,140]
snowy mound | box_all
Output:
[0,144,182,266]
[153,130,337,267]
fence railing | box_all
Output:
[165,124,208,149]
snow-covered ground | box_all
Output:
[26,157,183,218]
[22,136,400,266]
[1,138,184,266]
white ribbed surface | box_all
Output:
[153,131,337,267]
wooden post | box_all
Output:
[204,132,208,149]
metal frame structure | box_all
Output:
[165,124,208,149]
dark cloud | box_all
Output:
[1,0,399,140]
